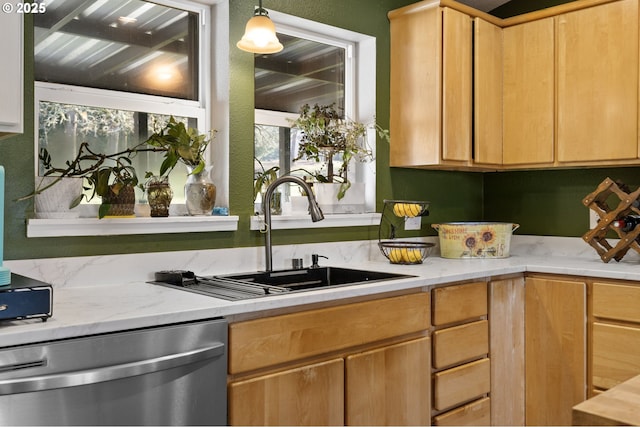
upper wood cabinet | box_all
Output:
[389,3,473,168]
[502,17,555,166]
[556,0,639,164]
[390,0,640,171]
[474,18,503,166]
[0,13,23,137]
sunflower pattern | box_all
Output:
[434,223,517,258]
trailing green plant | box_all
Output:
[144,116,216,177]
[289,103,389,200]
[18,142,161,218]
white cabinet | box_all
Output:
[0,12,23,136]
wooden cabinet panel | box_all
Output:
[525,277,586,426]
[229,293,429,374]
[442,7,472,162]
[346,337,430,426]
[432,320,488,369]
[389,3,473,168]
[556,0,639,163]
[228,358,344,426]
[593,322,640,390]
[432,282,487,326]
[489,277,525,426]
[474,17,503,165]
[593,282,640,323]
[389,2,441,167]
[433,358,490,411]
[502,18,554,165]
[0,12,23,136]
[434,397,491,426]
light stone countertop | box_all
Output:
[3,235,640,348]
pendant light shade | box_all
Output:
[237,1,283,54]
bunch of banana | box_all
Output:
[388,247,423,264]
[392,202,422,217]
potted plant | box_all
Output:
[254,158,280,215]
[21,143,142,219]
[145,117,217,216]
[143,173,173,218]
[290,103,389,213]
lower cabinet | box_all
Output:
[431,281,491,426]
[591,281,640,393]
[345,337,431,425]
[524,276,586,426]
[229,359,345,425]
[227,293,431,426]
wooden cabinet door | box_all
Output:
[556,0,638,163]
[489,277,525,426]
[389,2,441,167]
[389,4,472,167]
[525,277,586,426]
[228,358,344,426]
[474,17,502,165]
[442,7,472,163]
[502,18,554,166]
[345,337,430,426]
[0,12,22,136]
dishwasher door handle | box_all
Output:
[0,342,225,395]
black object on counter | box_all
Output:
[0,274,52,322]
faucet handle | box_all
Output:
[311,254,328,268]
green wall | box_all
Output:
[0,0,485,260]
[1,1,634,260]
[484,167,640,237]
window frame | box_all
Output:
[254,10,378,214]
[27,0,234,236]
[32,0,227,209]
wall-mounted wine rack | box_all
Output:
[582,177,640,263]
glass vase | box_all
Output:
[185,166,216,216]
[146,176,173,217]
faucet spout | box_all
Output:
[263,175,324,271]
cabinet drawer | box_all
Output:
[593,322,640,390]
[229,293,429,374]
[593,282,640,323]
[433,396,490,426]
[433,320,488,369]
[433,358,491,411]
[432,282,487,326]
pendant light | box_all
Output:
[237,0,283,54]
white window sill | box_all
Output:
[26,215,239,238]
[250,213,381,230]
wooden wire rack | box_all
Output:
[582,177,640,263]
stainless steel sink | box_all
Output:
[217,266,413,292]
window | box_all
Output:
[254,11,377,214]
[33,0,219,209]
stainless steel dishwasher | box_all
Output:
[0,318,227,426]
